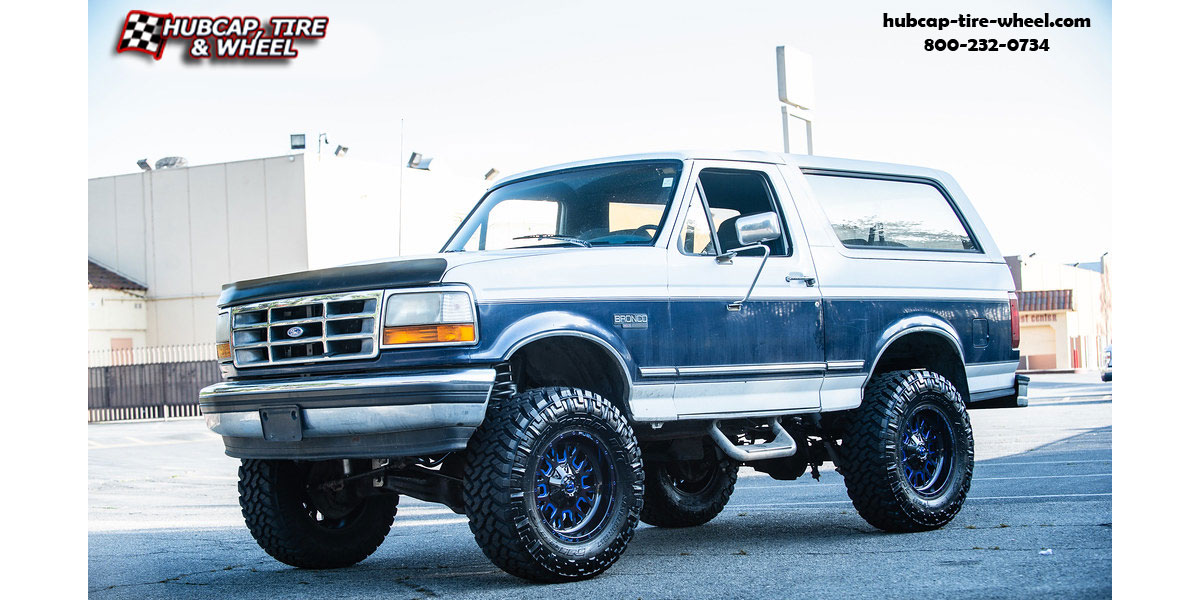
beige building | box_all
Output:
[1006,254,1111,370]
[88,260,149,352]
[88,153,486,347]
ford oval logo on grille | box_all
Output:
[286,326,305,338]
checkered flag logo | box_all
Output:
[116,11,172,60]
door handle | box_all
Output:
[786,272,816,287]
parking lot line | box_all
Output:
[88,437,215,450]
[729,492,1111,509]
[391,516,469,528]
[736,471,1111,490]
[974,473,1110,481]
[979,459,1111,466]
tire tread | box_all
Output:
[239,459,398,569]
[839,369,974,532]
[463,386,643,582]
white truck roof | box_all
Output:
[488,150,951,190]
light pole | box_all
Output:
[776,46,815,154]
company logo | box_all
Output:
[286,326,305,338]
[116,10,327,61]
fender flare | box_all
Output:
[864,315,965,387]
[490,310,635,397]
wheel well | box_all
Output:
[870,331,969,403]
[506,336,632,416]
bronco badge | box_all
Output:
[612,313,649,329]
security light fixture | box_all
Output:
[136,159,151,172]
[335,145,349,157]
[407,152,433,170]
[484,168,499,181]
[290,134,306,150]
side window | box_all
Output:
[679,169,790,256]
[805,174,979,252]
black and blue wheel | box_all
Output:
[899,405,955,497]
[533,430,616,542]
[640,444,737,528]
[463,387,644,582]
[238,459,399,569]
[840,369,974,532]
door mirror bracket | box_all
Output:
[722,242,770,311]
[716,212,783,311]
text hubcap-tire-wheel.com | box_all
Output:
[534,430,615,543]
[900,404,954,497]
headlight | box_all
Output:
[215,311,232,362]
[382,291,476,346]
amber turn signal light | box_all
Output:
[383,323,476,345]
[216,341,232,361]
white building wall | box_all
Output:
[89,155,309,346]
[90,153,486,346]
[302,157,486,269]
[398,166,487,256]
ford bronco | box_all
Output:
[200,150,1028,582]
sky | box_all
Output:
[88,0,1111,263]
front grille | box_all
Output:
[230,291,382,367]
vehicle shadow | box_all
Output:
[89,517,881,596]
[89,425,1112,597]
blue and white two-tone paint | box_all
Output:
[205,150,1020,436]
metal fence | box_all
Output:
[88,344,221,423]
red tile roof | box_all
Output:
[88,261,147,291]
[1017,289,1073,312]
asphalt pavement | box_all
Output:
[88,372,1112,599]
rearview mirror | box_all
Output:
[734,212,781,246]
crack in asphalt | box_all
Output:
[395,574,441,597]
[90,566,236,593]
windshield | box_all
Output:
[443,160,682,251]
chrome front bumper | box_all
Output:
[198,367,496,459]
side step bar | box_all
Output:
[708,418,797,462]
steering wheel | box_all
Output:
[634,224,658,237]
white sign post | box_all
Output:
[776,46,815,154]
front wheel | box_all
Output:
[839,369,974,532]
[238,459,399,569]
[463,387,644,583]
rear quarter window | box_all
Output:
[804,173,979,252]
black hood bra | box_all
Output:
[217,258,448,307]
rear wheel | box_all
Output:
[840,369,974,532]
[640,447,737,528]
[463,386,644,583]
[238,459,399,569]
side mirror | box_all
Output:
[734,212,781,246]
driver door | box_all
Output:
[665,161,824,417]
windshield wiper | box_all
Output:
[512,234,592,248]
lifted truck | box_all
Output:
[200,150,1028,582]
